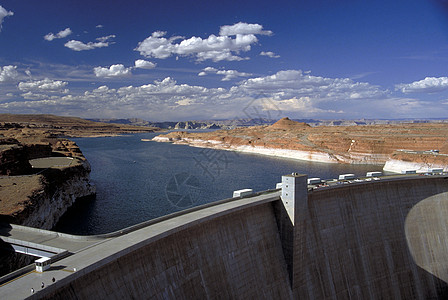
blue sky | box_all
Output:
[1,0,448,121]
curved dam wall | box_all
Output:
[36,194,293,299]
[27,177,448,299]
[296,177,448,299]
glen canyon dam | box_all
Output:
[3,0,448,298]
[1,173,448,299]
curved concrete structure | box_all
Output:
[298,176,448,299]
[1,176,448,299]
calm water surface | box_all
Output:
[54,132,383,235]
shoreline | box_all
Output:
[152,136,386,165]
[67,133,124,138]
[383,159,448,173]
[152,136,448,173]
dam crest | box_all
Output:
[1,174,448,299]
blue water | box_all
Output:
[54,132,383,235]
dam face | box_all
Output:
[45,203,293,299]
[296,177,448,299]
[3,176,448,299]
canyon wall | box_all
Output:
[383,152,448,173]
[383,159,447,173]
[0,141,96,277]
[19,162,96,230]
[27,176,448,299]
[153,118,448,167]
[0,138,95,230]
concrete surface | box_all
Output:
[1,176,448,299]
[0,191,284,299]
[295,176,448,299]
[0,224,107,254]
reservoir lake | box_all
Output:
[54,132,383,235]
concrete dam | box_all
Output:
[1,174,448,299]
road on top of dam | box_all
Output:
[0,190,282,299]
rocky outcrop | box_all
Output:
[383,151,448,173]
[269,117,310,130]
[174,121,220,130]
[53,139,84,157]
[0,138,54,175]
[0,143,32,175]
[24,143,53,160]
[153,118,448,167]
[17,162,95,229]
[0,138,95,230]
[0,130,96,277]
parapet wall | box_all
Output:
[18,177,448,299]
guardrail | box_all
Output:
[1,188,282,242]
[307,173,448,191]
[75,187,282,240]
[0,264,35,286]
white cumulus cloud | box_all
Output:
[6,65,442,121]
[219,22,272,36]
[0,6,13,32]
[199,67,252,81]
[0,65,19,82]
[237,70,386,101]
[260,96,341,116]
[94,64,132,77]
[64,35,115,51]
[65,40,108,51]
[198,67,218,76]
[44,28,72,41]
[217,70,252,81]
[395,77,448,93]
[134,59,156,69]
[18,78,68,92]
[96,35,115,42]
[260,51,280,58]
[135,22,272,62]
[0,67,448,120]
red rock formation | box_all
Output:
[154,119,448,165]
[0,139,32,175]
[269,117,310,130]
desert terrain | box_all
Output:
[0,114,159,224]
[3,114,448,224]
[0,113,160,139]
[153,117,448,167]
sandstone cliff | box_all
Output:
[0,115,103,276]
[383,151,448,173]
[0,113,156,229]
[0,137,95,230]
[153,117,448,169]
